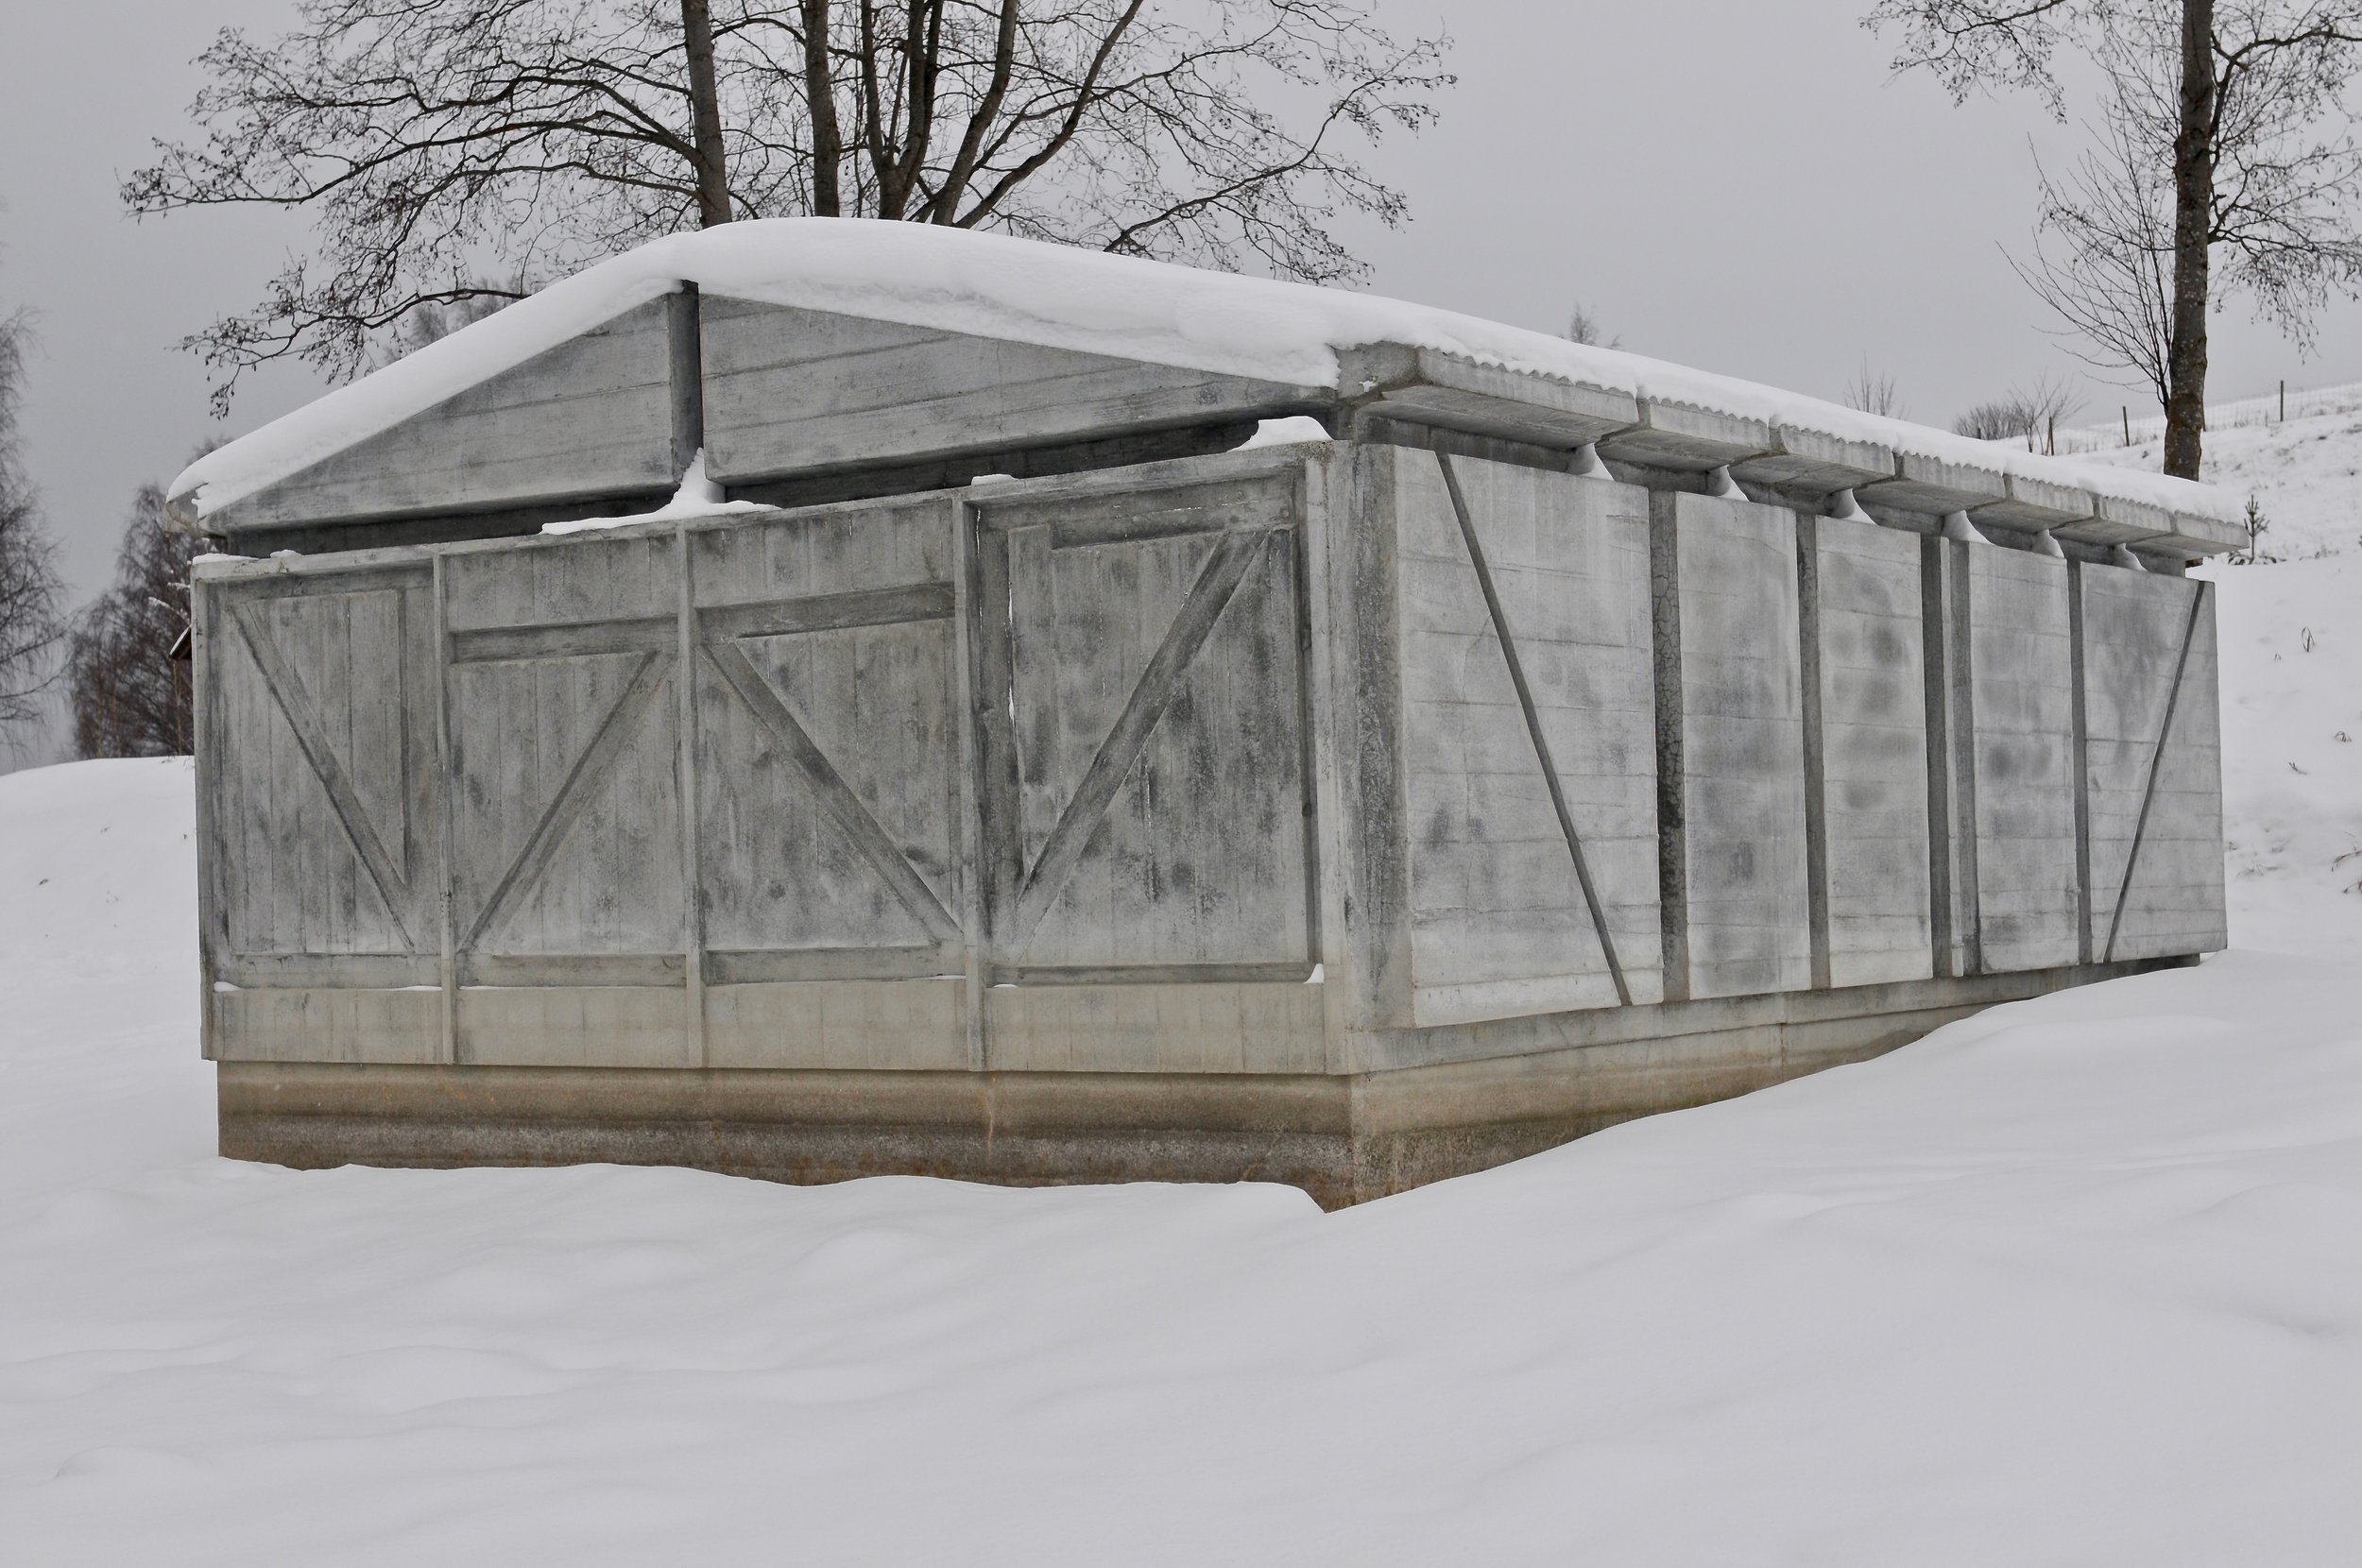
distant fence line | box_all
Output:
[2045,380,2362,454]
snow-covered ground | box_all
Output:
[5,537,2360,1561]
[2074,401,2362,562]
[2210,553,2362,949]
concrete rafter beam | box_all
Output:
[1337,343,1639,452]
[1594,397,1772,472]
[1729,425,1894,497]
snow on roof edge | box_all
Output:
[168,218,2241,528]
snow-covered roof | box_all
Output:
[167,217,2240,531]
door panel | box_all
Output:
[973,473,1316,980]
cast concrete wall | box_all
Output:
[203,301,679,535]
[1961,545,2082,973]
[1652,492,1812,1002]
[1377,447,1662,1026]
[194,437,2229,1201]
[1805,514,1935,988]
[700,298,1326,489]
[197,448,1334,1078]
[2080,564,2226,961]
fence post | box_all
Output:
[2122,406,2131,446]
[2280,380,2286,421]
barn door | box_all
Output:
[968,473,1318,983]
[689,500,967,985]
[440,532,689,987]
[201,565,442,983]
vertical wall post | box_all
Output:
[1288,457,1331,1020]
[1332,444,1415,1040]
[668,281,710,1063]
[1795,509,1832,991]
[1947,539,1984,975]
[431,552,459,1064]
[674,522,708,1065]
[1919,536,1956,980]
[1297,448,1355,1070]
[1649,491,1690,1004]
[950,494,990,1072]
[2067,558,2095,964]
[667,282,706,477]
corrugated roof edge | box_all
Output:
[166,217,2242,538]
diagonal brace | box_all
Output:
[1437,452,1632,1005]
[233,603,416,949]
[1010,527,1273,951]
[705,639,963,946]
[2104,581,2209,963]
[462,650,673,952]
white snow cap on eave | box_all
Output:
[166,217,2242,528]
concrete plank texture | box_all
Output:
[193,435,2229,1201]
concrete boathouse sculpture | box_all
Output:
[174,220,2235,1207]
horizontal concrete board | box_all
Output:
[2080,567,2227,961]
[207,301,676,535]
[1386,449,1662,1025]
[1657,493,1812,1000]
[701,298,1322,486]
[1965,546,2081,972]
[1810,516,1934,987]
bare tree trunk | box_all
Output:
[680,0,732,226]
[801,0,843,215]
[2164,0,2216,479]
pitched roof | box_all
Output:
[168,217,2239,536]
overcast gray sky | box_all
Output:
[9,0,2362,611]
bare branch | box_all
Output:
[130,0,1454,406]
[1861,0,2096,113]
[1841,357,1907,418]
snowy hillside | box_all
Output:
[2062,404,2362,941]
[2212,554,2362,948]
[4,524,2361,1557]
[2073,401,2362,561]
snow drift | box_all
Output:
[3,544,2360,1559]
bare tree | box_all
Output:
[1841,357,1906,417]
[69,483,202,759]
[1950,370,2080,447]
[1952,399,2024,440]
[0,307,65,742]
[2011,101,2181,417]
[126,0,1453,411]
[1866,0,2362,479]
[1565,301,1621,349]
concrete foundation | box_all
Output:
[219,957,2186,1208]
